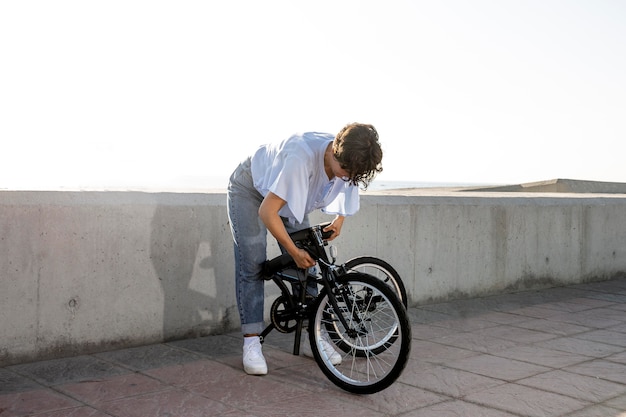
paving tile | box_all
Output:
[562,297,618,309]
[538,300,608,313]
[218,410,259,417]
[0,388,80,416]
[474,324,557,344]
[563,404,626,417]
[571,280,626,293]
[7,355,128,386]
[58,372,169,405]
[399,362,504,398]
[414,300,487,316]
[409,340,479,364]
[564,359,626,384]
[508,305,567,319]
[95,343,201,371]
[428,316,500,332]
[573,329,626,347]
[431,332,518,354]
[399,399,519,417]
[24,406,112,417]
[606,351,626,364]
[607,303,626,312]
[487,295,537,312]
[517,369,626,402]
[605,393,626,412]
[474,311,533,325]
[167,334,242,359]
[535,336,624,358]
[98,388,236,417]
[0,368,43,394]
[144,359,241,386]
[218,411,270,417]
[511,318,591,336]
[547,308,625,328]
[146,358,313,410]
[237,391,387,417]
[538,287,594,301]
[465,383,590,417]
[330,381,447,416]
[583,292,626,303]
[609,322,626,332]
[490,345,591,368]
[446,354,550,381]
[269,361,340,393]
[182,369,312,410]
[409,323,459,340]
[406,308,457,325]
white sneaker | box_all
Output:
[302,335,342,365]
[243,336,267,375]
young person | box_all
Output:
[227,122,383,375]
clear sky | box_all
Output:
[2,0,625,190]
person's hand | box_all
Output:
[323,217,345,241]
[292,248,316,269]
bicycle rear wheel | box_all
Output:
[309,272,411,394]
[345,256,407,307]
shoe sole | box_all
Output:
[244,366,268,375]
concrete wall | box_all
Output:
[1,190,625,366]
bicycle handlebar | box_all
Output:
[288,221,333,242]
[262,222,333,277]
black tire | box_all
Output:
[345,256,407,307]
[309,272,411,394]
[329,257,406,356]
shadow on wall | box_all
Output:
[150,203,236,341]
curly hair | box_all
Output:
[333,123,383,190]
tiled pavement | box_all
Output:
[2,277,626,416]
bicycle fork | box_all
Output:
[321,270,370,339]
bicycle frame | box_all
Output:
[260,223,351,355]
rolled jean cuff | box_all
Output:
[242,322,264,336]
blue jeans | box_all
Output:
[227,158,310,335]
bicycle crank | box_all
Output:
[270,295,298,333]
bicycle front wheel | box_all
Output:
[309,272,411,394]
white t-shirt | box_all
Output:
[250,132,360,225]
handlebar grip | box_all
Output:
[315,221,333,241]
[321,228,334,240]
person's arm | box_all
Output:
[258,192,316,269]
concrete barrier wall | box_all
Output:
[2,190,625,366]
